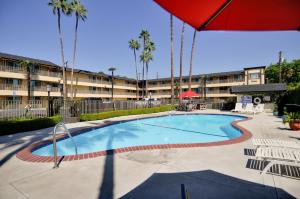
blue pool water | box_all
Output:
[33,114,246,156]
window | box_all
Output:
[89,87,97,92]
[234,74,243,81]
[249,73,259,79]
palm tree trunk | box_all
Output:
[57,8,67,120]
[27,66,31,104]
[71,15,79,100]
[204,80,207,101]
[188,29,197,91]
[146,63,148,98]
[111,72,114,101]
[142,62,145,98]
[179,23,185,101]
[170,14,174,104]
[134,49,139,100]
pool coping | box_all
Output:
[16,113,252,163]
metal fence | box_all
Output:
[0,100,47,120]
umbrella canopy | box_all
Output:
[154,0,300,31]
[178,90,200,98]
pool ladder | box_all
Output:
[53,122,78,168]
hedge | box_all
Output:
[80,105,176,121]
[0,105,176,135]
[0,115,61,135]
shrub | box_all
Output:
[80,105,176,121]
[0,115,61,135]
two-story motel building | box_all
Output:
[0,52,266,105]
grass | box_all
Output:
[0,105,176,135]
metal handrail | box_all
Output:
[53,122,78,168]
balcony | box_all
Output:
[0,65,26,73]
[207,79,244,84]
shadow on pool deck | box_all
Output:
[120,170,296,199]
[97,122,139,199]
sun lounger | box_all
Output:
[255,147,300,174]
[241,103,254,114]
[231,103,243,112]
[252,138,300,149]
[254,104,264,113]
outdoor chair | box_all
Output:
[252,138,300,150]
[254,104,265,113]
[241,103,255,114]
[255,147,300,175]
[231,103,243,112]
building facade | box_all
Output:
[0,52,266,104]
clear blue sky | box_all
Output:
[0,0,299,79]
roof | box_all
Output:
[244,66,266,70]
[0,52,58,67]
[148,70,244,82]
[230,83,287,93]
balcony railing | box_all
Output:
[33,70,62,78]
[207,79,244,84]
[0,65,26,73]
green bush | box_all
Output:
[0,115,61,135]
[80,105,176,121]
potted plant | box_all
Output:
[283,112,300,131]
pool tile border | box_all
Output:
[16,114,252,163]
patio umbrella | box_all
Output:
[154,0,300,31]
[178,90,200,98]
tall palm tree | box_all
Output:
[19,60,31,103]
[188,29,197,91]
[48,0,70,120]
[201,75,208,101]
[70,0,87,100]
[179,22,185,102]
[128,39,140,100]
[108,67,116,101]
[139,30,150,98]
[144,41,155,97]
[170,14,174,104]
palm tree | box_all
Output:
[48,0,70,120]
[108,67,116,101]
[179,22,185,102]
[19,60,31,103]
[128,39,140,100]
[141,41,155,98]
[188,29,197,91]
[201,75,208,101]
[139,30,150,98]
[70,0,87,100]
[170,14,174,104]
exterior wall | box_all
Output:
[0,55,266,103]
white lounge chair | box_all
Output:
[241,103,254,114]
[254,104,264,113]
[252,138,300,150]
[231,103,243,112]
[255,147,300,174]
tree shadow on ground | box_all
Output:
[120,170,296,199]
[97,123,139,199]
[0,125,99,167]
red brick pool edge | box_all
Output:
[16,116,252,163]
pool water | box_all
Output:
[33,114,246,156]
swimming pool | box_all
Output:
[32,114,247,157]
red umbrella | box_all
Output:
[154,0,300,31]
[178,90,200,98]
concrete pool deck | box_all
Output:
[0,110,300,199]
